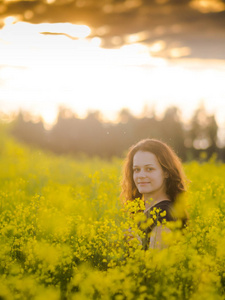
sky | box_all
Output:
[0,0,225,129]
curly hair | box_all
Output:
[121,138,187,203]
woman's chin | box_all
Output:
[138,188,151,194]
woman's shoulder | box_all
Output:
[154,200,173,208]
[148,200,173,211]
[147,200,177,222]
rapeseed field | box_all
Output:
[1,124,225,299]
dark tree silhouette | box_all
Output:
[9,104,222,161]
[187,103,218,160]
[11,111,47,149]
[160,107,186,160]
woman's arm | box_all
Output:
[149,225,171,249]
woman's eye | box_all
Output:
[146,168,153,171]
[133,168,139,172]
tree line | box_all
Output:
[10,105,224,162]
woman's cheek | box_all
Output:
[134,175,138,188]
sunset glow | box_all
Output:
[0,19,225,128]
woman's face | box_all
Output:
[133,150,168,200]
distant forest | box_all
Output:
[10,105,225,162]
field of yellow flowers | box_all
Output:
[1,123,225,300]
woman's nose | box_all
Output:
[139,169,146,177]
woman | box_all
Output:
[121,138,189,250]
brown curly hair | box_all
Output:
[121,138,187,203]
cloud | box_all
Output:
[1,0,225,59]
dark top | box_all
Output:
[139,200,178,250]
